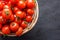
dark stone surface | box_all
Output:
[0,0,60,40]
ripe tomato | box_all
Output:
[26,16,32,22]
[16,11,26,19]
[0,16,6,24]
[0,11,2,16]
[5,0,10,2]
[3,19,6,24]
[16,27,23,36]
[7,1,11,7]
[27,9,34,16]
[10,14,15,21]
[0,24,2,29]
[23,12,26,18]
[13,7,19,13]
[2,25,10,34]
[26,0,35,9]
[4,5,10,9]
[10,0,19,6]
[10,22,19,32]
[0,1,4,10]
[21,21,27,29]
[2,9,12,19]
[17,0,26,9]
[15,16,22,24]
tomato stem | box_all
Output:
[5,11,9,15]
[16,16,21,21]
[34,0,36,3]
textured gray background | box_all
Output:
[0,0,60,40]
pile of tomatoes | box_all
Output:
[0,0,35,36]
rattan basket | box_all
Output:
[0,1,39,36]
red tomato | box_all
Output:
[27,9,34,16]
[26,0,35,9]
[13,7,19,13]
[3,19,6,24]
[0,24,2,29]
[15,16,22,24]
[17,1,26,9]
[16,27,23,36]
[10,0,19,6]
[7,1,11,7]
[10,22,19,32]
[10,14,15,21]
[0,11,2,16]
[2,9,12,19]
[2,25,10,34]
[16,11,26,19]
[0,16,6,24]
[0,1,4,10]
[4,5,10,9]
[21,21,27,29]
[26,16,32,22]
[5,0,10,2]
[23,12,26,18]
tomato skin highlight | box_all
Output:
[13,7,19,13]
[26,0,35,9]
[2,25,10,34]
[26,16,32,22]
[16,27,23,36]
[4,5,10,9]
[16,10,26,19]
[17,1,26,9]
[27,9,34,16]
[10,22,19,32]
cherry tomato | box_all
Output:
[10,0,19,6]
[17,0,26,9]
[26,16,32,22]
[0,11,2,16]
[10,14,15,21]
[2,9,12,19]
[2,25,10,34]
[21,21,27,29]
[0,1,4,10]
[7,1,11,7]
[16,11,26,19]
[3,19,6,24]
[0,16,6,24]
[4,5,10,9]
[15,16,22,24]
[16,27,23,36]
[13,7,19,13]
[0,24,2,29]
[10,22,19,32]
[27,9,34,16]
[5,0,10,2]
[26,0,35,9]
[23,12,26,18]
